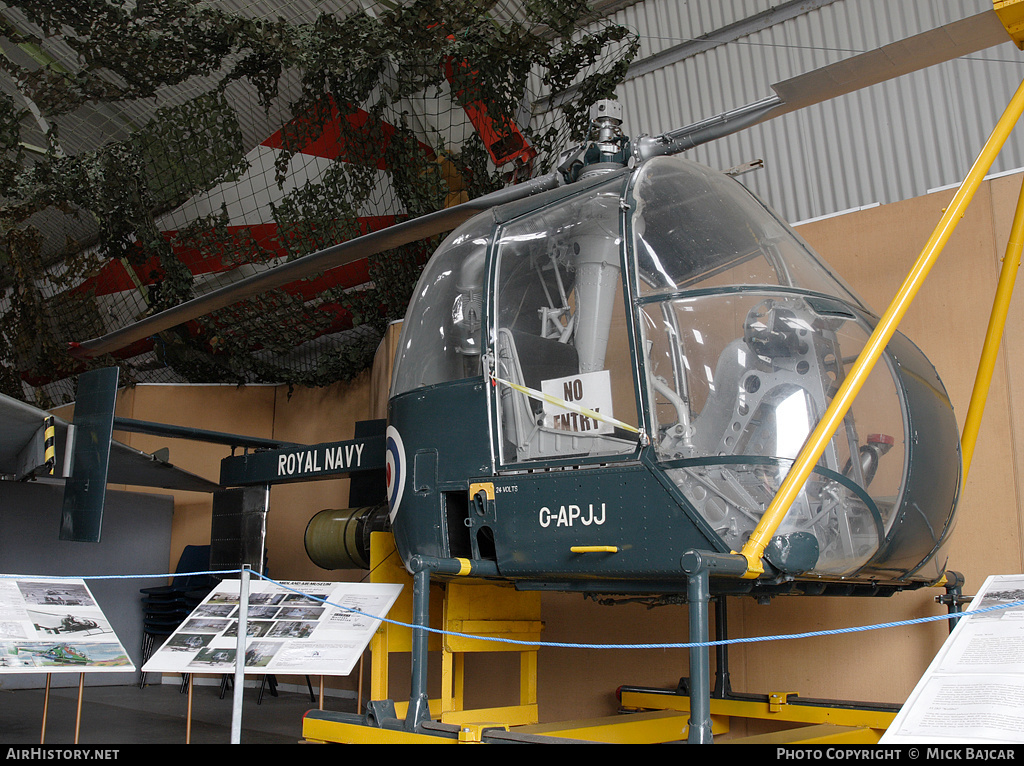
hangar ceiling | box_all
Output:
[0,0,640,407]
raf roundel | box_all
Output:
[385,425,406,521]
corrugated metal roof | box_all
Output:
[595,0,1024,223]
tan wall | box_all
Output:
[95,172,1024,727]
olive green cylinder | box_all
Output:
[304,506,387,570]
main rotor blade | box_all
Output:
[641,9,1012,157]
[69,172,560,360]
[772,9,1011,112]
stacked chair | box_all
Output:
[139,544,216,688]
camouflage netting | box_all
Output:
[0,0,638,407]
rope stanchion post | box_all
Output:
[231,566,251,745]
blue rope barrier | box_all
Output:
[4,568,1019,651]
[0,569,230,581]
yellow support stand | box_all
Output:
[440,580,541,726]
[961,171,1024,478]
[305,534,897,743]
[365,532,541,728]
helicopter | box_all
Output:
[63,4,1020,741]
[377,102,961,597]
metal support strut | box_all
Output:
[713,596,731,698]
[405,567,432,732]
[686,564,712,744]
[681,550,748,743]
[937,570,969,633]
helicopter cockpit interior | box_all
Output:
[630,158,923,578]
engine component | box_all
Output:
[304,505,389,570]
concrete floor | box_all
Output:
[0,679,355,745]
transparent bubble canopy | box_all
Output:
[630,157,959,580]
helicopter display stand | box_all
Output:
[300,551,877,745]
[611,574,969,745]
[302,532,543,744]
[366,530,544,728]
[301,537,880,744]
[438,580,542,728]
[614,591,900,746]
[302,546,970,744]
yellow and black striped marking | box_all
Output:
[43,416,55,475]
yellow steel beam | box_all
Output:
[732,723,884,745]
[446,620,543,652]
[441,646,465,716]
[520,650,538,714]
[456,723,508,743]
[441,704,539,728]
[438,580,541,725]
[995,0,1024,48]
[737,73,1024,578]
[961,171,1024,477]
[302,717,456,744]
[514,710,729,743]
[619,689,897,731]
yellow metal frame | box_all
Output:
[304,684,892,744]
[303,715,457,744]
[366,532,541,726]
[617,689,895,744]
[996,0,1024,49]
[512,710,728,744]
[961,171,1024,477]
[440,581,541,726]
[306,534,891,744]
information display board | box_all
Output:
[0,576,134,672]
[142,579,402,677]
[882,574,1024,744]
